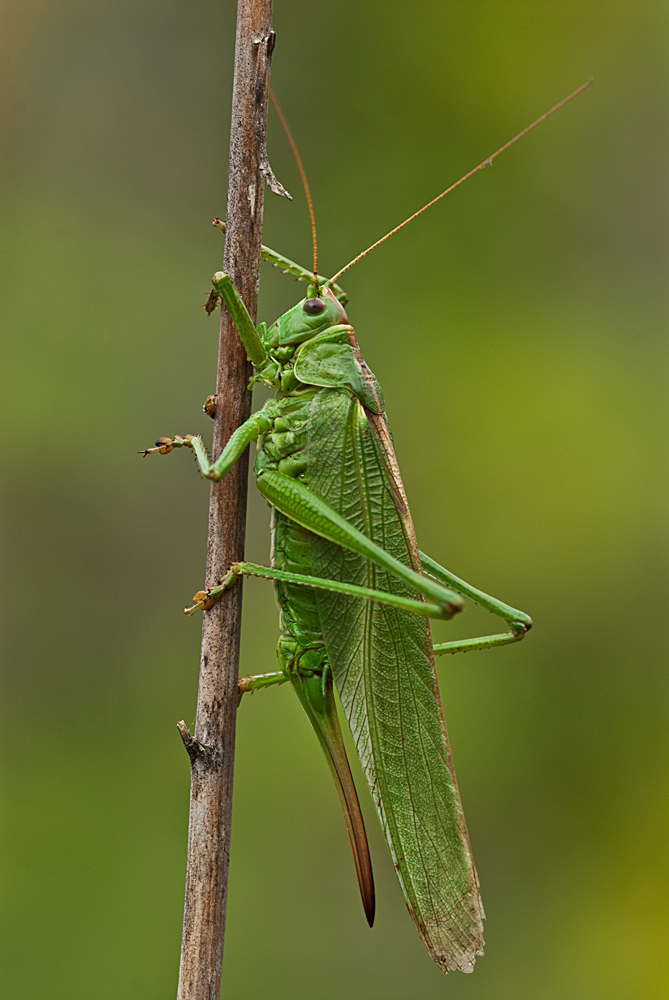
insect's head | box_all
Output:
[273,285,349,346]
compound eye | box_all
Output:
[303,297,325,316]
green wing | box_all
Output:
[305,388,485,974]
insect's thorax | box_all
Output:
[251,286,351,394]
[253,391,316,481]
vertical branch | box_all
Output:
[176,2,275,997]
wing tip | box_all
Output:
[434,943,485,975]
[414,909,485,975]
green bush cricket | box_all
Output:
[143,80,591,974]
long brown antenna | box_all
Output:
[329,79,593,285]
[269,86,319,286]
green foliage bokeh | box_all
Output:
[1,2,667,997]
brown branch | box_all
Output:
[176,2,277,997]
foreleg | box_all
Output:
[140,404,277,479]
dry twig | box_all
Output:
[176,2,280,996]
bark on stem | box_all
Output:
[176,3,275,997]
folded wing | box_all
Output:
[306,387,485,974]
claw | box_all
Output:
[203,289,221,315]
[184,589,219,616]
[139,436,174,456]
[183,567,241,616]
[237,675,253,705]
[139,435,194,458]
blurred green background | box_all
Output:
[1,1,667,997]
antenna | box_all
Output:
[269,86,320,289]
[329,79,593,285]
